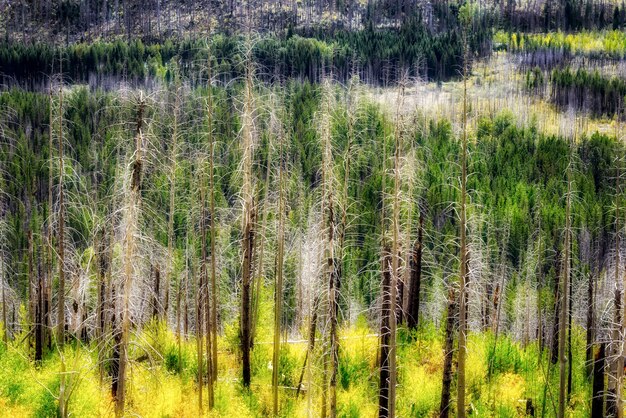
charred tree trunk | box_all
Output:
[241,204,256,387]
[296,296,319,398]
[439,286,456,418]
[591,342,606,418]
[407,211,424,329]
[607,288,622,417]
[152,265,161,319]
[379,247,392,418]
[240,55,256,389]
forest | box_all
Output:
[1,1,626,417]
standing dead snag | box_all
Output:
[240,54,257,388]
[439,285,456,418]
[456,13,471,416]
[165,88,180,322]
[200,152,214,410]
[207,53,219,387]
[272,105,285,416]
[115,94,145,417]
[619,115,626,418]
[55,74,69,418]
[317,80,339,417]
[591,342,606,417]
[557,134,573,418]
[407,210,424,329]
[607,139,620,417]
[379,247,392,418]
[56,78,66,348]
[197,162,206,412]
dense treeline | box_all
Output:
[1,0,623,44]
[0,16,494,88]
[550,67,626,117]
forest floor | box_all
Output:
[0,316,592,417]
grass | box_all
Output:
[0,316,596,417]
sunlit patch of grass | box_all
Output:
[0,320,598,417]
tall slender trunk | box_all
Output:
[618,116,626,418]
[379,247,392,418]
[586,270,594,377]
[165,92,179,322]
[297,296,319,399]
[96,228,108,383]
[57,80,65,347]
[272,121,285,416]
[439,286,456,418]
[207,63,219,385]
[200,156,214,409]
[407,211,423,329]
[196,228,204,413]
[591,342,606,418]
[551,248,562,365]
[115,95,145,417]
[608,288,622,417]
[557,139,572,418]
[1,256,6,344]
[28,230,34,351]
[241,58,256,388]
[45,86,54,354]
[56,75,67,418]
[318,80,339,418]
[35,250,43,361]
[457,42,469,418]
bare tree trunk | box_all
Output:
[115,95,145,417]
[457,35,470,418]
[152,265,161,318]
[207,62,219,385]
[165,91,179,322]
[615,114,626,418]
[296,296,319,398]
[439,286,455,418]
[56,74,67,418]
[1,257,6,344]
[591,342,606,418]
[608,288,622,417]
[586,270,594,377]
[196,235,204,413]
[272,121,285,416]
[241,57,256,388]
[557,139,572,418]
[96,228,108,383]
[407,211,423,329]
[35,251,43,361]
[57,79,65,348]
[379,247,392,418]
[200,153,214,410]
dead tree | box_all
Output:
[407,210,424,329]
[439,285,456,418]
[557,135,573,418]
[272,105,286,416]
[241,53,257,388]
[114,94,145,417]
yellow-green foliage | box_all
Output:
[496,30,626,58]
[0,316,597,417]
